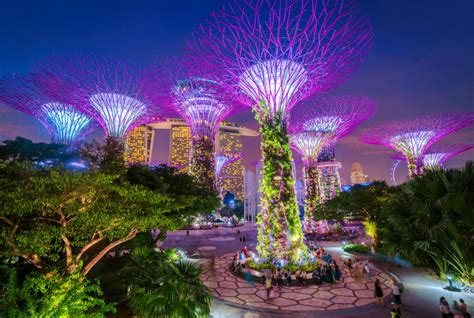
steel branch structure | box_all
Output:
[144,59,240,192]
[0,74,93,145]
[393,144,474,170]
[36,55,161,140]
[291,96,377,202]
[360,113,474,178]
[189,0,373,262]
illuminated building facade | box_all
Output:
[148,119,258,200]
[125,125,154,165]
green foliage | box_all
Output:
[255,110,306,262]
[380,162,474,285]
[80,136,126,174]
[0,137,77,164]
[245,260,319,273]
[118,247,212,318]
[343,243,370,254]
[189,134,217,193]
[0,266,114,318]
[0,160,212,275]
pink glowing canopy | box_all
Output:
[189,0,373,119]
[143,58,240,138]
[360,113,474,160]
[290,131,335,160]
[290,96,377,139]
[0,73,93,145]
[35,55,167,139]
[393,144,474,169]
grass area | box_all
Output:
[343,243,370,254]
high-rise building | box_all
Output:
[350,162,369,185]
[148,119,258,200]
[125,125,154,165]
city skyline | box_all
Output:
[0,0,473,183]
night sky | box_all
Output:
[1,0,473,183]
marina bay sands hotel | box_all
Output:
[124,119,259,199]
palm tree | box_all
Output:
[118,247,212,318]
[381,161,474,285]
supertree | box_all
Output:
[360,113,474,178]
[291,96,377,202]
[393,144,474,170]
[0,73,93,145]
[289,131,334,231]
[189,0,373,261]
[143,59,240,192]
[35,55,161,140]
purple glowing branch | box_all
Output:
[0,73,93,145]
[290,131,334,161]
[35,55,165,139]
[290,96,378,139]
[189,0,373,119]
[360,113,474,160]
[393,144,474,169]
[360,113,474,177]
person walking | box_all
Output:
[374,279,384,306]
[439,297,451,318]
[459,299,471,318]
[265,276,273,299]
[363,261,371,283]
[391,305,402,318]
[277,270,283,290]
[452,300,465,318]
[391,279,402,306]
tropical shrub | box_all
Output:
[343,243,370,254]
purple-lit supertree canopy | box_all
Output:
[36,55,160,140]
[143,59,239,192]
[0,73,93,145]
[394,144,474,170]
[360,113,474,178]
[289,131,334,231]
[292,96,377,203]
[189,0,373,262]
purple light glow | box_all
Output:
[35,55,165,139]
[393,144,474,169]
[0,74,93,145]
[189,0,373,118]
[360,113,474,177]
[290,131,334,161]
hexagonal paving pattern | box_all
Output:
[201,252,393,312]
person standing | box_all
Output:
[391,279,402,306]
[391,305,402,318]
[363,261,371,283]
[374,279,384,306]
[277,270,283,290]
[265,276,273,299]
[439,297,451,318]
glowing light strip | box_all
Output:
[239,60,307,116]
[89,93,146,138]
[390,130,435,158]
[303,116,344,133]
[42,102,91,144]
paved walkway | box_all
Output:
[202,252,393,312]
[161,225,474,318]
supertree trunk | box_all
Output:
[190,132,217,192]
[256,111,306,263]
[303,159,320,231]
[319,165,342,201]
[406,155,418,179]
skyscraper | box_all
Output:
[125,125,154,165]
[146,119,258,199]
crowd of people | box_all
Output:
[439,297,470,318]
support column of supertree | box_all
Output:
[393,144,474,170]
[289,132,334,232]
[35,55,163,141]
[291,96,377,204]
[0,73,94,146]
[360,113,474,178]
[189,0,373,262]
[144,60,240,193]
